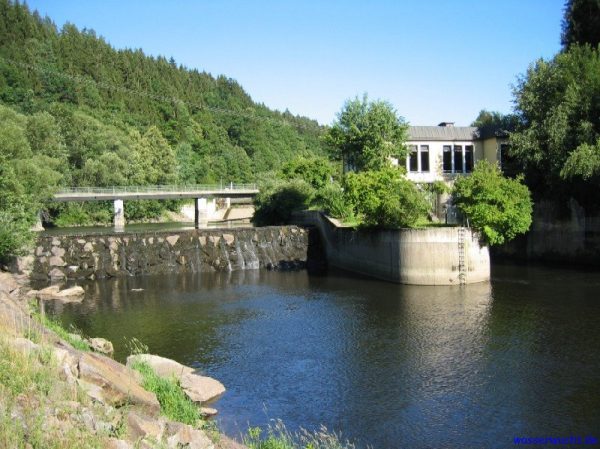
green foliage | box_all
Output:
[511,45,600,207]
[326,94,408,172]
[131,361,202,427]
[452,161,533,245]
[0,338,54,398]
[561,139,600,179]
[244,420,356,449]
[561,0,600,49]
[253,179,314,226]
[0,103,62,259]
[0,1,327,230]
[312,183,354,220]
[0,328,109,448]
[31,310,90,351]
[0,204,36,259]
[344,167,429,228]
[427,180,451,195]
[280,156,335,190]
[471,109,518,135]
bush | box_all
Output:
[0,205,35,260]
[312,183,354,220]
[280,156,336,190]
[253,179,314,226]
[452,161,533,245]
[343,167,429,228]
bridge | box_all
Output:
[52,184,259,229]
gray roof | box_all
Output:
[408,126,478,141]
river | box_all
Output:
[47,263,600,449]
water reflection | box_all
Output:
[49,265,600,449]
[41,221,253,237]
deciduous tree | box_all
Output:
[452,161,532,245]
[326,95,409,172]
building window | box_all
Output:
[443,145,452,172]
[408,145,418,172]
[465,145,473,173]
[420,145,430,172]
[454,145,463,173]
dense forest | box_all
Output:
[0,0,326,227]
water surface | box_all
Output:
[41,221,251,236]
[49,264,600,448]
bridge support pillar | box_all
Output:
[114,199,125,231]
[225,197,231,208]
[194,198,208,229]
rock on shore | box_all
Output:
[127,354,226,404]
[0,270,241,449]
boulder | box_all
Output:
[126,354,193,379]
[27,285,60,299]
[127,410,164,442]
[0,271,19,294]
[180,373,225,404]
[78,352,160,414]
[53,344,80,382]
[200,407,218,417]
[49,268,66,280]
[106,438,133,449]
[165,422,214,449]
[89,337,114,356]
[11,337,40,353]
[54,286,85,300]
[28,285,85,302]
[166,235,180,246]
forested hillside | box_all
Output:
[0,0,326,227]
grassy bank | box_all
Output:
[130,360,203,427]
[0,323,113,449]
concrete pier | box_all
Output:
[194,198,208,228]
[114,199,125,231]
[292,211,490,285]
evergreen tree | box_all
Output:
[561,0,600,49]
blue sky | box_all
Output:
[26,0,564,126]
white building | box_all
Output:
[391,122,510,184]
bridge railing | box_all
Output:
[55,183,258,195]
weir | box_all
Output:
[31,226,308,281]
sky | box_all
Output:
[26,0,565,126]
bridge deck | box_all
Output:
[53,184,259,202]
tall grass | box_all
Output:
[28,302,90,351]
[130,360,203,427]
[244,420,357,449]
[0,332,107,449]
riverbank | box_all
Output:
[0,270,246,449]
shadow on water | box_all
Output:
[48,265,600,449]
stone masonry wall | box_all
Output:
[31,226,309,281]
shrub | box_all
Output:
[452,160,533,245]
[280,156,336,190]
[253,179,314,226]
[312,183,354,220]
[343,167,429,228]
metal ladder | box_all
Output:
[457,227,466,285]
